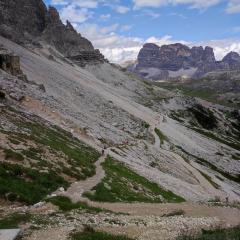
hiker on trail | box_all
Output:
[226,196,229,203]
[102,149,105,155]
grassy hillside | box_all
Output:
[0,106,100,204]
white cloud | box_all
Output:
[100,14,111,20]
[74,22,194,62]
[51,0,99,8]
[146,35,190,45]
[114,5,130,13]
[61,5,93,23]
[169,12,187,19]
[120,25,133,32]
[51,0,69,5]
[133,0,221,10]
[75,23,143,62]
[226,0,240,13]
[143,9,161,18]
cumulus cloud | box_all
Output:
[226,0,240,13]
[133,0,221,9]
[120,25,133,32]
[146,35,190,45]
[51,0,69,5]
[114,5,130,13]
[51,0,99,8]
[100,14,111,20]
[74,23,142,62]
[60,5,93,23]
[143,10,161,18]
[74,22,194,62]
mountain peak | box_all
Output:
[223,51,240,62]
[47,6,62,25]
[131,42,240,80]
[0,0,105,64]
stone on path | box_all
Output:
[0,229,21,240]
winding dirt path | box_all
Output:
[88,201,240,226]
[54,122,240,227]
[60,152,108,203]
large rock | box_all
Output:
[0,0,105,64]
[131,43,240,80]
[0,46,26,79]
[0,229,21,240]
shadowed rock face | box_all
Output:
[132,43,240,80]
[0,0,47,42]
[0,0,105,63]
[42,6,95,57]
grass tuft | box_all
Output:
[0,213,31,229]
[71,227,134,240]
[4,149,24,161]
[0,162,68,204]
[154,128,168,146]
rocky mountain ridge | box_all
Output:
[129,43,240,80]
[0,0,105,65]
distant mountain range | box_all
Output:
[127,43,240,80]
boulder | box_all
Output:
[0,229,21,240]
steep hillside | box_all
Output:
[1,33,240,201]
[0,0,240,239]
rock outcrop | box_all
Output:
[43,7,95,57]
[0,0,105,65]
[0,46,26,79]
[222,52,240,70]
[130,43,240,80]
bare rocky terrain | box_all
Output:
[0,1,240,239]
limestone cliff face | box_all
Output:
[42,6,95,57]
[137,43,216,71]
[0,0,105,63]
[131,43,240,80]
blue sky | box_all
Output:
[43,0,240,63]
